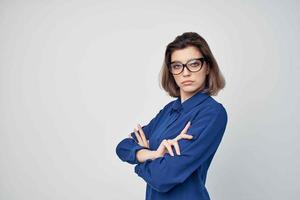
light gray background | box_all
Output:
[1,0,299,199]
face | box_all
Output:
[170,45,210,100]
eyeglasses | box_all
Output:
[168,57,208,75]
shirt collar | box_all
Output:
[171,89,210,114]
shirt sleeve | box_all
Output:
[134,104,228,192]
[115,106,166,165]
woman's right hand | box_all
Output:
[154,121,193,158]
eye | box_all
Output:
[171,64,182,69]
[189,61,201,68]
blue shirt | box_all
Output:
[116,90,228,200]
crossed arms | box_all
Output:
[116,105,227,192]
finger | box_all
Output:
[134,128,143,144]
[137,125,148,148]
[137,124,148,146]
[158,139,166,150]
[173,135,180,141]
[181,121,191,134]
[171,140,181,155]
[181,134,193,140]
[128,133,133,138]
[163,140,174,156]
[174,132,193,141]
[168,139,180,155]
[156,139,166,155]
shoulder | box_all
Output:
[194,97,227,124]
[205,96,227,114]
[186,101,228,140]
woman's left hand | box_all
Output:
[133,124,150,148]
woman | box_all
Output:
[116,32,228,200]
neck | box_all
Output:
[180,86,205,103]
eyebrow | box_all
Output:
[170,57,201,64]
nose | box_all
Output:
[182,65,191,76]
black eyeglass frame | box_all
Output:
[168,57,209,75]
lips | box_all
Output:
[181,80,194,84]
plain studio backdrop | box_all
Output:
[1,0,299,199]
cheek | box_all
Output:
[191,64,206,78]
[173,75,180,84]
[193,71,207,83]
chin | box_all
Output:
[180,84,204,93]
[181,86,198,93]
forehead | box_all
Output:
[171,46,202,63]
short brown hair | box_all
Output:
[159,32,225,97]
